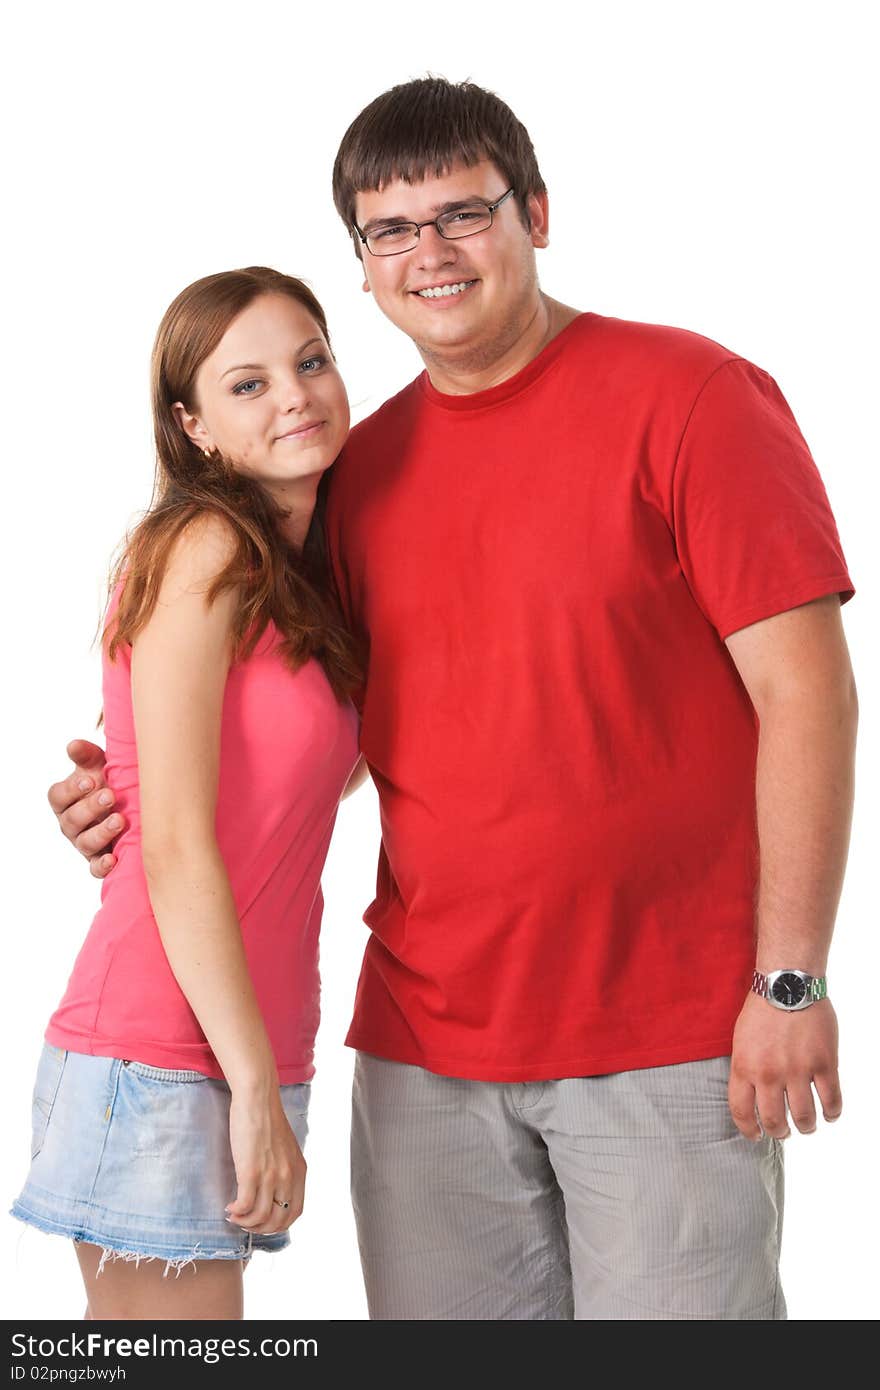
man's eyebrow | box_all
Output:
[431,197,491,214]
[219,338,324,379]
[360,197,489,231]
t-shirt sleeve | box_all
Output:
[671,358,854,640]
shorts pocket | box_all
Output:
[31,1045,67,1158]
[284,1082,311,1119]
[123,1060,209,1083]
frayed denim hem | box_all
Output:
[10,1202,259,1271]
[96,1244,203,1278]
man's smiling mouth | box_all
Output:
[413,280,478,299]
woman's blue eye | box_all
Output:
[232,378,262,396]
[299,356,327,373]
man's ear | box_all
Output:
[528,191,550,250]
[171,401,214,453]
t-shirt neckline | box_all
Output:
[416,312,593,411]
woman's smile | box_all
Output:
[275,419,326,442]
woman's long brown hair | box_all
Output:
[105,267,361,699]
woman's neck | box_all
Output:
[271,477,321,550]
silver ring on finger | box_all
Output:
[273,1196,290,1210]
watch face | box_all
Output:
[770,972,807,1008]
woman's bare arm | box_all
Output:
[132,515,305,1233]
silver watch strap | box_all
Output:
[752,970,828,1001]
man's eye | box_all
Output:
[447,209,486,224]
[232,379,262,396]
[374,225,410,240]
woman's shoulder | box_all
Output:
[122,510,243,625]
[162,510,240,590]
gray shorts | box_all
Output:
[351,1052,785,1320]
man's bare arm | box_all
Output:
[724,594,858,1140]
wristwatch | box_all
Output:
[752,969,828,1011]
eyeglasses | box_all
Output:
[353,188,515,257]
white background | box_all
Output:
[1,0,876,1322]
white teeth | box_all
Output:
[417,281,473,298]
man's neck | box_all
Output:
[420,295,582,396]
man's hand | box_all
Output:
[728,991,842,1140]
[47,739,124,879]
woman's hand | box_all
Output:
[225,1085,307,1235]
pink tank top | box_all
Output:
[46,594,360,1082]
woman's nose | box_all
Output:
[278,374,310,412]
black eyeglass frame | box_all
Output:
[353,187,516,257]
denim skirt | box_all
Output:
[10,1044,310,1272]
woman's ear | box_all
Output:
[171,401,214,453]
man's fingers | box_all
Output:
[49,771,93,817]
[48,738,121,873]
[65,739,108,771]
[56,783,118,841]
[52,776,114,822]
[754,1084,790,1139]
[89,854,117,880]
[71,812,124,859]
[48,742,109,817]
[728,1073,762,1141]
[785,1082,817,1135]
[814,1069,843,1124]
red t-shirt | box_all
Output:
[326,313,853,1081]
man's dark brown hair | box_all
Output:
[332,76,547,258]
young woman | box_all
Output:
[11,267,364,1320]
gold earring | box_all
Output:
[203,448,213,459]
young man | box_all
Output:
[52,77,857,1320]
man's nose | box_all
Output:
[414,223,457,270]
